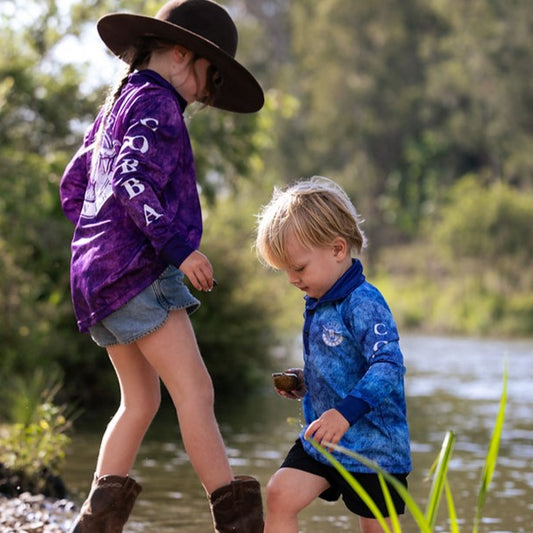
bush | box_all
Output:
[0,368,76,497]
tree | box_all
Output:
[0,0,103,390]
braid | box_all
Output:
[91,63,132,161]
[91,36,171,161]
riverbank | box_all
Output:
[0,493,76,533]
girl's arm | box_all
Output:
[59,143,92,224]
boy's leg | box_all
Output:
[264,467,330,533]
[359,516,394,533]
[136,309,233,494]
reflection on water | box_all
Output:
[63,335,533,532]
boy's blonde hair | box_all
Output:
[255,176,367,269]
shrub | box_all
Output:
[0,367,77,497]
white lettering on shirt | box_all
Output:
[144,204,163,225]
[123,135,149,154]
[139,117,159,131]
[117,158,139,175]
[373,323,389,352]
[374,323,388,335]
[121,177,145,199]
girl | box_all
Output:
[255,177,412,533]
[60,1,264,532]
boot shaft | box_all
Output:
[70,475,142,533]
[210,475,264,533]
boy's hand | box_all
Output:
[304,409,349,450]
[272,368,305,400]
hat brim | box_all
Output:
[97,13,264,113]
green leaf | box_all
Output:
[308,438,433,533]
[307,439,392,533]
[472,362,508,533]
[445,478,460,533]
[425,431,456,528]
[378,474,402,533]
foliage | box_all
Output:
[1,0,533,407]
[308,364,508,532]
[0,368,76,496]
[374,177,533,336]
[257,0,533,250]
[432,176,533,273]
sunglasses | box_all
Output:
[210,66,223,89]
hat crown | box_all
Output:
[156,0,237,58]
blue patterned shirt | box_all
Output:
[299,259,412,473]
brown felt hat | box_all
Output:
[97,0,264,113]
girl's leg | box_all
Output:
[136,309,233,494]
[359,516,394,533]
[96,342,161,476]
[70,344,156,532]
[264,467,330,533]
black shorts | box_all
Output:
[281,439,408,518]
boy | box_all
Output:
[255,176,412,533]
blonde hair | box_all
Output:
[255,176,367,269]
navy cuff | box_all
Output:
[335,395,371,425]
[160,234,195,268]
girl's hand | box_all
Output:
[304,409,349,450]
[179,250,215,292]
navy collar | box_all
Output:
[305,259,365,311]
[131,69,188,113]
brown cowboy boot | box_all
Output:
[69,474,142,533]
[209,475,264,533]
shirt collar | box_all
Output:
[305,259,365,311]
[130,69,188,113]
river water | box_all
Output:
[63,335,533,532]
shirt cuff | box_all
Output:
[160,234,196,267]
[335,395,371,425]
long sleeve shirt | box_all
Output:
[299,259,412,474]
[60,70,202,332]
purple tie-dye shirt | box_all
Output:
[60,70,201,332]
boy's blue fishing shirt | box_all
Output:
[299,259,412,474]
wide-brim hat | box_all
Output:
[97,0,264,113]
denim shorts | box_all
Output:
[89,266,200,347]
[281,439,408,518]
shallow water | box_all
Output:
[63,335,533,532]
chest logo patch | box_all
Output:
[322,322,344,347]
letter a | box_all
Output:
[144,204,163,225]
